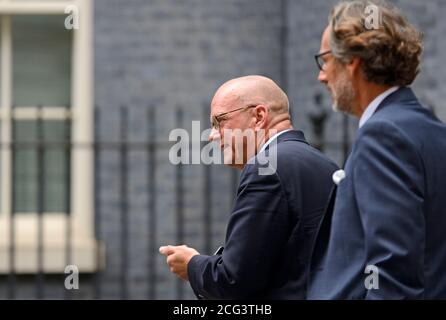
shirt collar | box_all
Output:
[259,129,292,153]
[359,86,399,128]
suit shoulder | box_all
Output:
[265,139,339,179]
[367,100,446,137]
[356,118,415,152]
[277,139,337,167]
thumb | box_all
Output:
[159,245,176,256]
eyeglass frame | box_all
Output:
[315,50,332,71]
[211,104,257,130]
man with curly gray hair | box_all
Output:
[308,0,446,299]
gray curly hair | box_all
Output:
[329,0,423,86]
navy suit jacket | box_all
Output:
[188,130,338,299]
[308,87,446,299]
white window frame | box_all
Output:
[0,0,102,273]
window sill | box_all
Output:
[0,238,105,274]
[0,215,105,274]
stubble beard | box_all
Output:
[331,70,356,115]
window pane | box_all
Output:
[14,120,70,213]
[12,15,72,107]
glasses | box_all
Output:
[211,105,257,130]
[315,50,332,71]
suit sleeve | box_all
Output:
[353,121,425,299]
[188,163,291,299]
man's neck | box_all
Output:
[256,120,293,153]
[355,83,393,118]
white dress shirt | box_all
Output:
[259,129,293,153]
[359,86,399,128]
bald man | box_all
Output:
[160,75,338,299]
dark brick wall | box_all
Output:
[94,0,285,300]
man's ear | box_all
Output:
[346,57,362,78]
[254,105,268,131]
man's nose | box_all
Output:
[208,127,221,142]
[318,69,327,84]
